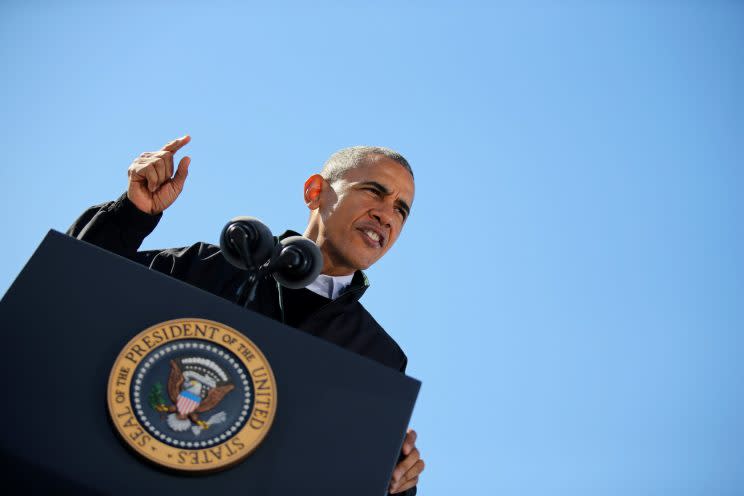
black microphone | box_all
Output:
[219,216,275,271]
[269,236,323,289]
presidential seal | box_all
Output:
[107,318,277,472]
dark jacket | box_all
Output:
[66,193,409,374]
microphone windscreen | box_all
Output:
[272,236,323,289]
[219,216,274,270]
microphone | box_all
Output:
[219,216,275,271]
[269,236,323,289]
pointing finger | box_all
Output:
[162,135,191,154]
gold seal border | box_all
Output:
[107,318,277,472]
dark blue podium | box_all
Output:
[0,231,420,495]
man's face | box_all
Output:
[308,155,415,275]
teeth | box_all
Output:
[364,230,380,242]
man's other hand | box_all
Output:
[127,135,191,214]
[389,428,425,494]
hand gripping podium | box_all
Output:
[0,231,420,495]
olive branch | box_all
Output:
[148,382,168,412]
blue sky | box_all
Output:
[1,1,742,494]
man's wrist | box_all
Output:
[111,192,162,232]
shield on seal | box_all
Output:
[176,390,202,416]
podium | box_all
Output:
[0,231,420,495]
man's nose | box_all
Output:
[370,206,393,227]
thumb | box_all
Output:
[402,429,417,455]
[171,156,190,193]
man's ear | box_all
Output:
[304,174,324,210]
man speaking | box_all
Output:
[67,135,425,494]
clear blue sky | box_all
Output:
[1,1,742,494]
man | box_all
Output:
[67,135,425,494]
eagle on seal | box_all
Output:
[156,358,235,433]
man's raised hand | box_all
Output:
[127,135,191,215]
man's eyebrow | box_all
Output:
[359,181,411,217]
[359,181,390,194]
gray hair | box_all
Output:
[320,146,414,183]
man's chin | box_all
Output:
[345,254,377,272]
[322,237,384,273]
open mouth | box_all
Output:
[357,228,384,248]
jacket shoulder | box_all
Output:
[141,241,247,301]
